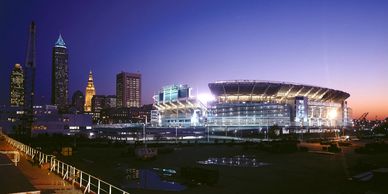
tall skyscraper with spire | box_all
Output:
[84,71,96,112]
[52,34,69,111]
[9,64,24,107]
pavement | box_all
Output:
[0,137,82,194]
[0,153,36,194]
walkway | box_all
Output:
[0,137,81,193]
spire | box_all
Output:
[88,70,93,81]
[55,34,66,48]
[14,63,22,69]
[84,70,95,112]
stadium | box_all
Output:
[207,80,352,131]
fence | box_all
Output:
[0,132,129,194]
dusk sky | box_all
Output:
[0,0,387,119]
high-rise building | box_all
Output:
[84,71,96,112]
[71,90,84,113]
[116,72,141,108]
[9,64,24,107]
[51,34,69,110]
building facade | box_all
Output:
[100,104,152,124]
[9,64,24,107]
[0,105,92,135]
[71,90,84,113]
[91,95,116,123]
[152,84,206,127]
[84,71,96,112]
[207,80,353,131]
[51,34,69,110]
[91,95,116,112]
[116,72,141,108]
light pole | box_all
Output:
[266,115,269,140]
[175,126,178,144]
[207,126,210,143]
[143,115,147,146]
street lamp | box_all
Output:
[207,125,210,143]
[143,115,147,146]
[175,126,178,144]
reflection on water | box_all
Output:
[123,168,186,191]
[197,155,270,167]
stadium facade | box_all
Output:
[153,81,352,131]
[151,84,206,127]
[207,80,352,131]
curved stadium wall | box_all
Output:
[207,80,352,131]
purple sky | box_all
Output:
[1,0,387,119]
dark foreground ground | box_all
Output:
[51,140,388,194]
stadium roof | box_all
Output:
[209,80,350,103]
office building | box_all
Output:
[116,72,141,108]
[9,64,24,107]
[71,90,84,113]
[51,34,69,110]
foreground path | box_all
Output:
[0,137,82,193]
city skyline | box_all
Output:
[1,0,388,119]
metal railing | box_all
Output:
[0,150,20,166]
[0,132,129,194]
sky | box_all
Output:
[0,0,387,119]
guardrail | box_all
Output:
[0,132,129,194]
[0,151,20,166]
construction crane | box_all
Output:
[358,112,369,121]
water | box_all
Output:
[197,155,270,167]
[123,168,186,191]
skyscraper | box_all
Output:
[116,72,141,108]
[72,90,84,113]
[51,34,69,111]
[84,71,96,112]
[9,64,24,107]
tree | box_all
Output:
[373,121,388,135]
[268,124,281,139]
